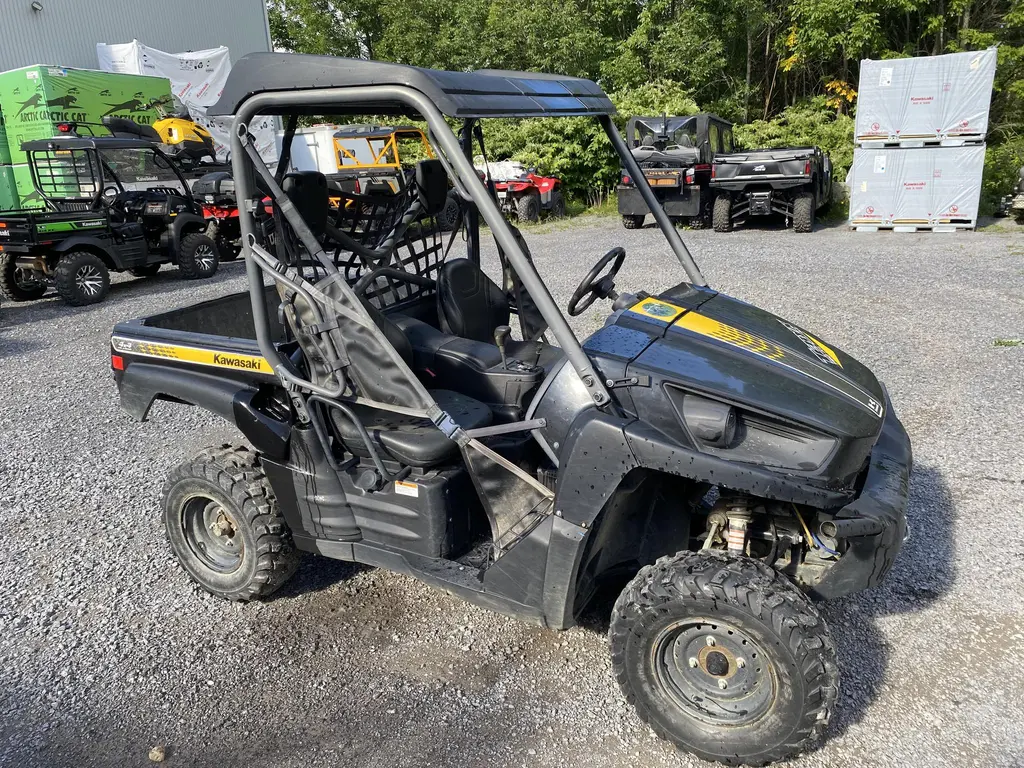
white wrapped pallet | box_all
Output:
[848,145,985,230]
[855,49,997,145]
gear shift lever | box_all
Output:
[493,325,511,370]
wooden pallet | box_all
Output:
[851,221,976,232]
[855,136,984,149]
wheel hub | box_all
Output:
[76,265,103,295]
[652,618,777,726]
[181,496,243,573]
[194,245,215,271]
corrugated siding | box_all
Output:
[0,0,272,72]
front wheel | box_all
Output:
[547,190,566,218]
[177,231,220,279]
[54,251,110,306]
[161,444,301,601]
[610,551,838,766]
[0,253,47,301]
[516,191,540,223]
[622,215,645,230]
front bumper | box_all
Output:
[809,396,912,600]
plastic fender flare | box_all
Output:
[170,212,208,255]
[541,410,640,629]
[51,236,118,268]
[118,362,290,460]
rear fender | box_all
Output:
[171,212,208,254]
[118,362,290,460]
[52,237,117,269]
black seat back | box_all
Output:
[282,171,329,239]
[436,258,509,343]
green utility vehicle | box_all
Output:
[0,136,218,306]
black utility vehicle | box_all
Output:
[0,136,218,306]
[110,54,911,766]
[711,147,833,233]
[617,114,734,229]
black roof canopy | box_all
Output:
[208,53,616,119]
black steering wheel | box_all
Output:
[568,247,626,316]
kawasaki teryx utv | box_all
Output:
[0,136,218,306]
[110,54,911,766]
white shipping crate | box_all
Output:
[848,145,985,229]
[855,49,997,144]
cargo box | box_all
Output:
[855,49,997,144]
[0,65,173,165]
[848,145,984,228]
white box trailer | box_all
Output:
[848,144,985,230]
[855,49,997,145]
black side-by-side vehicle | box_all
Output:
[711,146,833,233]
[0,136,219,306]
[617,114,735,229]
[109,54,911,766]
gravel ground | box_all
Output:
[1,217,1022,768]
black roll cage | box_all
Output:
[226,78,707,416]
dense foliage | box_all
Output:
[268,0,1024,211]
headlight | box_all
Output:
[670,389,837,471]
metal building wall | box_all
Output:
[0,0,272,72]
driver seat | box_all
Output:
[436,258,561,369]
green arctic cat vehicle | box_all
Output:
[109,54,911,766]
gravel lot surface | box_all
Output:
[1,217,1022,768]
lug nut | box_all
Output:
[705,636,716,647]
[688,657,699,668]
[736,658,746,669]
[718,679,728,690]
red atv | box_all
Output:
[478,160,565,223]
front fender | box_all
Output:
[118,362,290,460]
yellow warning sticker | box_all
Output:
[627,298,685,323]
[394,480,420,497]
[111,336,275,375]
[675,313,787,361]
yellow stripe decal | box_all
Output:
[675,312,787,361]
[111,336,274,375]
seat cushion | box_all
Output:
[332,389,491,467]
[437,258,510,343]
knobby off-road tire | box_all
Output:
[161,444,301,601]
[208,221,241,261]
[177,231,220,279]
[548,190,566,218]
[129,264,161,278]
[713,194,733,232]
[437,193,462,232]
[0,252,47,301]
[622,215,645,229]
[793,193,815,233]
[610,551,839,766]
[516,191,541,223]
[54,251,110,306]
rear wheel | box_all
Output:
[129,264,161,278]
[622,215,645,229]
[54,251,110,306]
[161,444,301,601]
[437,192,462,232]
[793,193,815,233]
[712,195,733,232]
[610,551,838,766]
[516,191,540,223]
[177,231,220,279]
[548,190,566,218]
[0,253,47,301]
[209,222,241,261]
